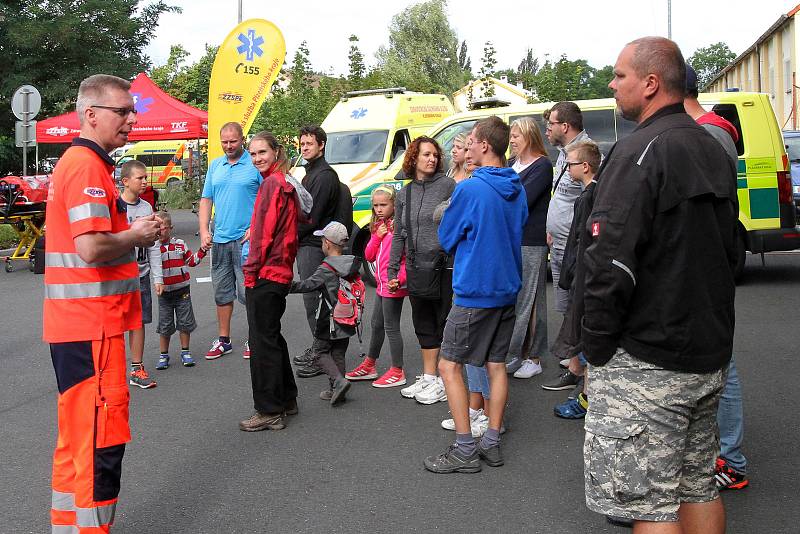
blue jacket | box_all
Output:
[438,166,528,308]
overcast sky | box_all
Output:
[145,0,797,77]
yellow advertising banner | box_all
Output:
[207,19,285,160]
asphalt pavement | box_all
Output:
[1,209,797,533]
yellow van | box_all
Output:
[350,93,799,281]
[116,140,195,189]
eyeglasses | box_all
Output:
[546,120,565,129]
[91,105,137,117]
[566,161,585,167]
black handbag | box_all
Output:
[404,186,446,299]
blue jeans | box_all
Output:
[466,364,490,399]
[718,356,747,473]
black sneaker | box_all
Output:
[330,377,351,406]
[542,370,581,391]
[477,442,504,467]
[424,445,481,473]
[296,362,324,378]
[606,515,634,528]
[293,347,313,365]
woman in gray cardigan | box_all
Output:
[387,136,455,405]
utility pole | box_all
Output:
[668,0,672,39]
[238,0,242,23]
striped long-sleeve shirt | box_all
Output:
[159,237,207,292]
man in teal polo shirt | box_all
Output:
[199,122,262,360]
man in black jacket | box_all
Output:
[582,37,737,534]
[294,125,341,376]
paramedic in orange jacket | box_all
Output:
[44,74,162,533]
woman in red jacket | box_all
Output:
[239,131,305,433]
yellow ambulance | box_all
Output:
[357,92,798,281]
[116,140,194,189]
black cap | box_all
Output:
[685,64,699,95]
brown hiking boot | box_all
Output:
[239,411,285,432]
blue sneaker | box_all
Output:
[156,354,170,370]
[181,351,195,367]
[554,393,588,419]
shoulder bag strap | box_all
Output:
[404,185,415,258]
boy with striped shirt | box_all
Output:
[155,211,208,369]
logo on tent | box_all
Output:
[46,126,70,137]
[132,93,154,114]
[237,29,264,62]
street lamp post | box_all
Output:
[238,0,242,23]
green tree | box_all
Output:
[533,55,612,102]
[688,42,736,89]
[150,44,190,93]
[374,0,464,94]
[458,40,472,73]
[168,44,218,110]
[479,41,497,97]
[347,35,366,90]
[0,0,179,174]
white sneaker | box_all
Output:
[472,414,507,437]
[513,359,543,379]
[441,409,483,431]
[415,377,447,405]
[400,375,434,399]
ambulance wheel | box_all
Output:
[5,261,13,273]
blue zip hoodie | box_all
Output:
[438,166,528,308]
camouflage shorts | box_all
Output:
[583,348,726,522]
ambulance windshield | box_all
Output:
[325,130,388,164]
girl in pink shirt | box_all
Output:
[345,186,408,387]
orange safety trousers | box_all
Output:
[49,335,131,533]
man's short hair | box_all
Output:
[628,36,686,97]
[75,74,131,124]
[472,116,510,162]
[567,140,602,173]
[299,124,327,146]
[544,101,583,132]
[220,122,244,138]
[120,159,147,179]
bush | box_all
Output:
[0,224,17,249]
[159,185,200,210]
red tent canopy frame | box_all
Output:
[36,73,209,143]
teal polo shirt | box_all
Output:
[201,150,262,243]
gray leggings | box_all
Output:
[367,294,405,368]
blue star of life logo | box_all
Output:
[351,107,368,119]
[237,29,264,62]
[131,93,153,114]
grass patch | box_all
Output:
[159,187,199,210]
[0,224,17,249]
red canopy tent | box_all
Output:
[36,73,208,143]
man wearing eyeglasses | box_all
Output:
[541,101,594,392]
[44,74,162,532]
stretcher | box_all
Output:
[0,177,47,272]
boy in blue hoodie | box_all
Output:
[424,116,528,473]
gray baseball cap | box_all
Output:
[313,221,349,246]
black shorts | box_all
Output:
[156,286,197,336]
[440,304,516,366]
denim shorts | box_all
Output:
[139,274,152,325]
[157,286,197,336]
[211,240,246,306]
[440,304,516,366]
[466,364,490,399]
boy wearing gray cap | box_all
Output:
[291,221,362,405]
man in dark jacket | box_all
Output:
[582,37,737,533]
[294,125,341,376]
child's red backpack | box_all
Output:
[321,262,366,331]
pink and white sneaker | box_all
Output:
[372,367,406,388]
[345,356,378,381]
[243,341,251,360]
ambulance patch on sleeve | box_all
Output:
[591,221,600,237]
[83,187,107,198]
